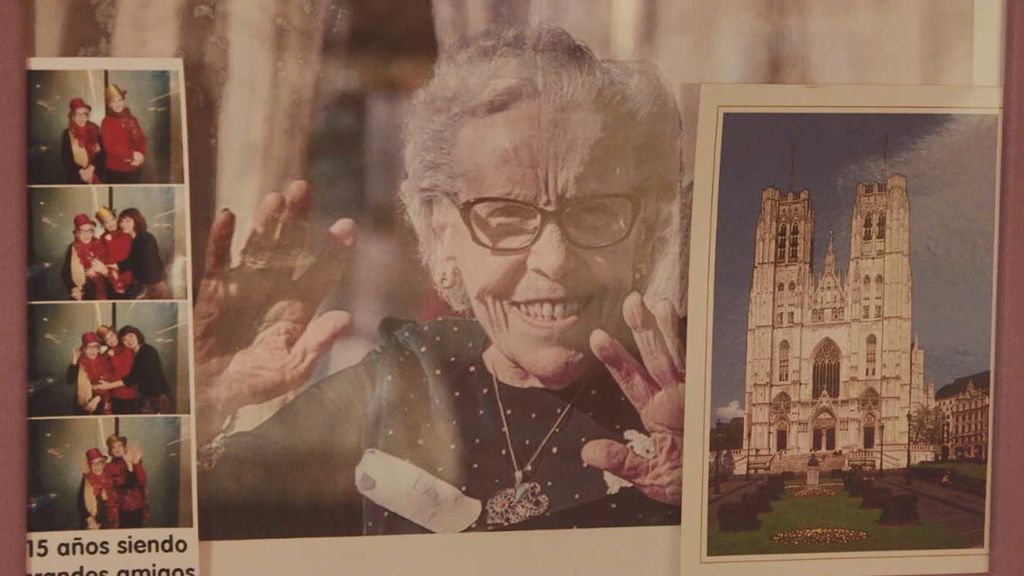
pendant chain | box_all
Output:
[490,371,587,483]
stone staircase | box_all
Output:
[769,451,848,474]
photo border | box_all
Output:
[682,84,1002,576]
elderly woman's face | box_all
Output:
[443,101,647,387]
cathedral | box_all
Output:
[741,174,932,466]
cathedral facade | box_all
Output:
[742,174,930,462]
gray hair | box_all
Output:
[399,26,684,312]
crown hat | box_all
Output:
[95,206,116,223]
[105,83,127,102]
[81,332,100,346]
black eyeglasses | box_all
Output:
[457,194,641,252]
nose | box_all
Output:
[525,220,577,280]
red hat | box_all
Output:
[81,332,100,346]
[85,448,105,463]
[72,214,94,231]
[68,98,92,113]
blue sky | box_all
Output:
[708,112,999,421]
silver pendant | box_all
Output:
[485,481,550,525]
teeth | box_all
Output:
[512,299,586,321]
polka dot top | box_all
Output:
[199,317,680,540]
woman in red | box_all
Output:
[61,97,103,184]
[61,214,111,301]
[94,325,137,414]
[67,332,114,414]
[78,448,114,530]
[95,206,133,297]
[101,84,147,184]
[104,435,148,529]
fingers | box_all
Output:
[581,439,653,481]
[590,329,658,412]
[654,299,684,374]
[623,292,683,388]
[295,218,357,303]
[286,310,353,381]
[277,180,313,247]
[203,209,236,279]
[252,192,286,237]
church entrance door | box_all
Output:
[812,411,837,451]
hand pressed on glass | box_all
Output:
[585,292,684,505]
[194,180,355,445]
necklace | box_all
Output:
[485,371,587,526]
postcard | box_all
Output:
[682,84,1000,575]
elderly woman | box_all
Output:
[78,448,112,530]
[61,97,103,184]
[196,27,684,539]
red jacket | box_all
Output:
[101,109,147,174]
[107,346,137,400]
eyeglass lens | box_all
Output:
[466,196,635,250]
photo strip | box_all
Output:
[683,85,1000,576]
[27,58,199,576]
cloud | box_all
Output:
[715,400,744,421]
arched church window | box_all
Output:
[778,283,784,292]
[813,339,841,399]
[865,335,877,377]
[789,281,796,291]
[777,224,787,261]
[859,387,880,411]
[789,223,799,259]
[863,214,873,240]
[877,212,886,239]
[779,340,790,381]
[772,391,792,416]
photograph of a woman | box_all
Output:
[67,325,172,415]
[28,69,183,185]
[196,26,684,540]
[103,435,148,529]
[117,209,169,300]
[29,302,189,418]
[101,84,148,185]
[61,98,103,185]
[29,187,187,302]
[29,417,191,533]
[78,447,112,530]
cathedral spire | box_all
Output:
[824,230,836,275]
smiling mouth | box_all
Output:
[509,297,592,323]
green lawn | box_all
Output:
[708,491,972,556]
[914,461,988,481]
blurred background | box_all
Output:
[28,186,189,301]
[28,416,192,532]
[28,69,184,184]
[28,302,191,417]
[28,0,1002,398]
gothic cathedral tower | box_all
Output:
[847,174,915,445]
[744,187,814,451]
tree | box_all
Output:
[910,405,946,444]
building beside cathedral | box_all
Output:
[936,371,990,461]
[741,174,934,469]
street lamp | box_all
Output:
[745,428,752,480]
[879,422,886,474]
[905,411,913,485]
[713,419,723,495]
